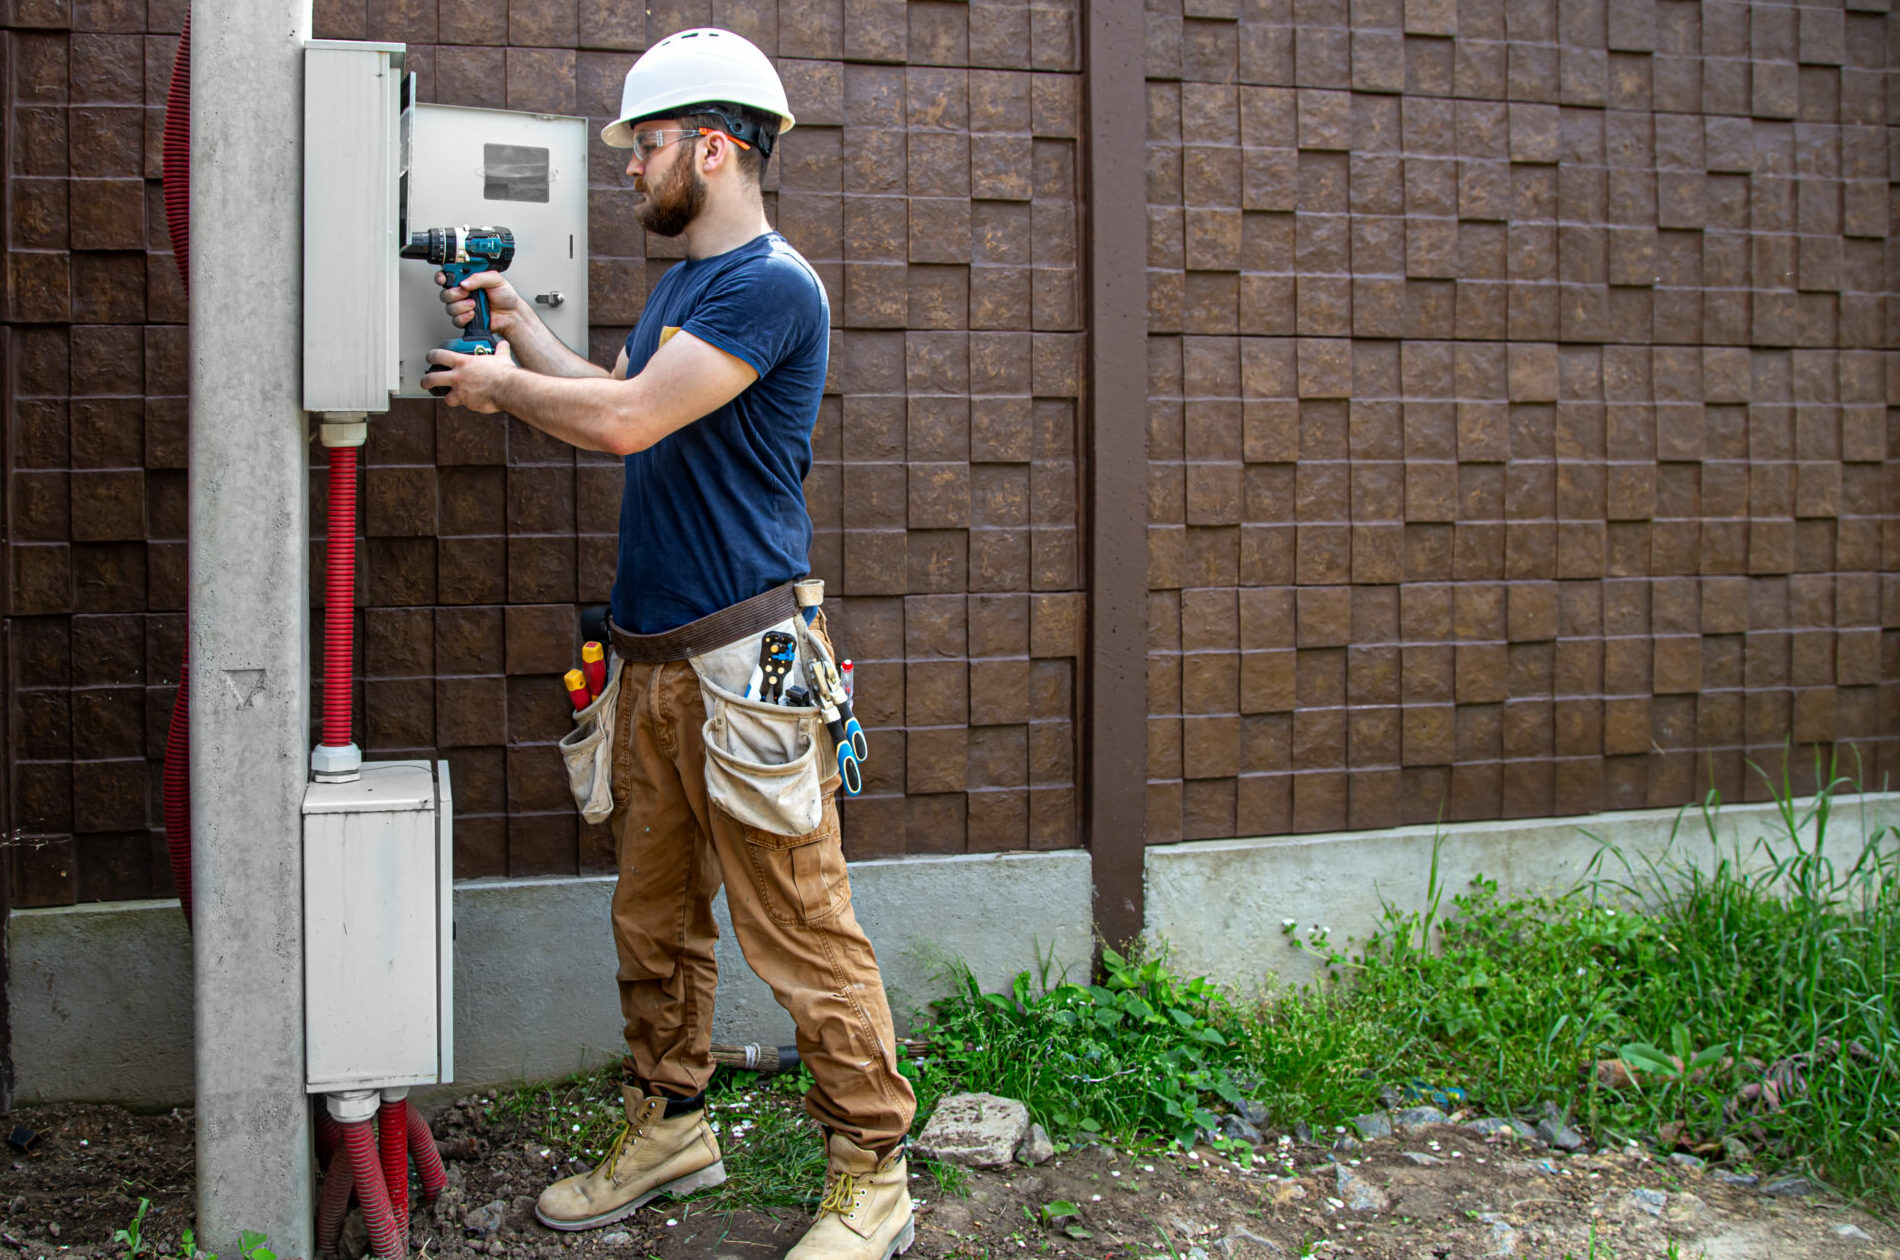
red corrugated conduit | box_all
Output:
[377,1096,410,1251]
[160,7,192,928]
[321,446,359,753]
[407,1109,450,1202]
[315,1143,355,1256]
[342,1121,405,1260]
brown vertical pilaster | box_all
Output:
[1083,0,1148,951]
[0,29,15,1108]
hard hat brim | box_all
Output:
[601,110,796,150]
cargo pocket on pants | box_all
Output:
[736,795,850,927]
[558,654,622,824]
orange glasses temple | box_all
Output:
[696,127,752,150]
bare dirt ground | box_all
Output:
[1,1098,1893,1260]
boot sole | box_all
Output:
[534,1160,728,1232]
[885,1218,916,1260]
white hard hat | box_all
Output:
[601,28,795,151]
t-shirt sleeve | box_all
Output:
[679,255,825,379]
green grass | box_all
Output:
[908,752,1900,1208]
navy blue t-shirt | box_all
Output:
[610,232,829,634]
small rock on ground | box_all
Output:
[1401,1150,1443,1166]
[598,1231,632,1246]
[462,1200,506,1236]
[1665,1192,1711,1225]
[914,1092,1031,1168]
[1214,1225,1283,1256]
[1667,1152,1707,1173]
[1464,1117,1536,1141]
[1334,1164,1389,1212]
[1835,1224,1874,1241]
[1762,1175,1823,1197]
[1013,1122,1055,1166]
[1218,1113,1263,1144]
[1350,1112,1393,1141]
[1625,1188,1667,1216]
[1391,1106,1449,1133]
[1477,1211,1518,1256]
[1536,1117,1585,1150]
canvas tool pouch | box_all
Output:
[558,651,622,824]
[688,617,832,838]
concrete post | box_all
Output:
[189,2,315,1253]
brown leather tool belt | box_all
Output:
[608,581,800,664]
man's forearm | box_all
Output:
[499,306,608,379]
[490,370,642,455]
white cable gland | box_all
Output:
[318,413,369,448]
[310,741,362,781]
[326,1089,381,1124]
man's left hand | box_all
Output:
[426,340,516,412]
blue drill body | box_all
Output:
[401,226,515,395]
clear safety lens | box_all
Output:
[629,128,698,162]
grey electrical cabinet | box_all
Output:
[397,104,590,397]
[303,41,408,414]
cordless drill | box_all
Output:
[400,225,516,396]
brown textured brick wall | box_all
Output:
[1142,0,1900,841]
[0,0,1086,907]
[4,0,191,906]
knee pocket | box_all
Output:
[732,792,850,927]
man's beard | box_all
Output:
[637,153,706,238]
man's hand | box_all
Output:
[437,269,530,340]
[426,340,517,413]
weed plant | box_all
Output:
[907,949,1251,1147]
[913,755,1900,1207]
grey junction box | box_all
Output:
[304,761,454,1093]
[302,40,408,414]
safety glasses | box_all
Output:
[627,126,752,163]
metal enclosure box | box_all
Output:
[397,104,589,397]
[303,40,408,414]
[304,760,454,1093]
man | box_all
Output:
[424,29,916,1260]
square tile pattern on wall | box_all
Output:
[1141,0,1900,841]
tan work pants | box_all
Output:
[605,624,916,1150]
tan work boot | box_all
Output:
[786,1134,914,1260]
[534,1085,725,1231]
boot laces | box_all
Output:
[817,1169,863,1216]
[601,1120,645,1182]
